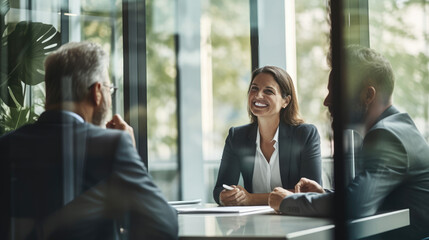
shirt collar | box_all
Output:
[61,110,84,123]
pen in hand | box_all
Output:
[223,184,235,191]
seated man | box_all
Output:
[268,46,429,239]
[0,42,178,239]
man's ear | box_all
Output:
[89,82,103,106]
[364,86,376,105]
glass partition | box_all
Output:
[339,0,429,238]
[4,0,428,238]
[0,0,123,134]
[369,0,429,140]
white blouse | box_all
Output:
[252,126,283,193]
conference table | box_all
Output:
[177,204,409,239]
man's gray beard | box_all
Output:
[92,97,109,126]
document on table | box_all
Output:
[177,205,275,215]
[168,199,202,206]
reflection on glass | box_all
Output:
[369,0,429,141]
[341,44,429,239]
[0,0,123,135]
[0,1,61,134]
[338,1,429,237]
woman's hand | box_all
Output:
[219,185,252,206]
[294,177,325,193]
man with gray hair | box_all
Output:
[268,45,429,239]
[1,42,178,239]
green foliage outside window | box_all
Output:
[369,0,429,140]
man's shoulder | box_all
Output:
[370,106,414,131]
[0,121,40,143]
[369,111,420,142]
[361,111,429,169]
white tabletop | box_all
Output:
[178,207,409,239]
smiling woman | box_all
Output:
[248,66,303,127]
[212,65,322,206]
[248,73,290,123]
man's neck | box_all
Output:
[365,101,392,134]
[45,102,93,123]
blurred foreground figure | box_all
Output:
[0,42,178,240]
[269,45,429,239]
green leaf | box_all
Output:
[8,77,23,106]
[5,22,61,86]
[0,0,9,16]
[0,71,20,108]
[0,103,39,134]
[0,19,60,132]
[10,106,29,128]
[0,0,10,34]
[0,72,9,104]
[0,21,60,109]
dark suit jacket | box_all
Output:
[279,106,429,239]
[0,111,178,240]
[213,121,322,204]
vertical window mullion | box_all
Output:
[123,0,148,167]
[176,0,204,201]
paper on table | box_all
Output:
[168,199,202,205]
[177,205,275,215]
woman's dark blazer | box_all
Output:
[213,121,322,204]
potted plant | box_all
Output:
[0,0,61,135]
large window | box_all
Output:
[146,0,252,201]
[295,0,332,187]
[146,0,333,201]
[146,0,179,200]
[369,0,429,140]
[1,0,334,203]
[202,0,252,202]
